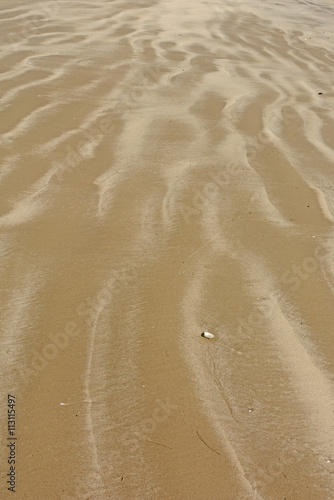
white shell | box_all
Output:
[201,331,215,339]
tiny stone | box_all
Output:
[201,331,215,339]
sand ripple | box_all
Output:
[1,0,334,498]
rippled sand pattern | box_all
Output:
[1,0,334,498]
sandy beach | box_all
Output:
[1,0,334,498]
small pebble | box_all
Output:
[201,331,215,339]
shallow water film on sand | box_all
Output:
[1,0,334,498]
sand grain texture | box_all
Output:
[1,0,334,498]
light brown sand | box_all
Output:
[1,0,334,498]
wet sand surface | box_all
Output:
[1,0,334,498]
